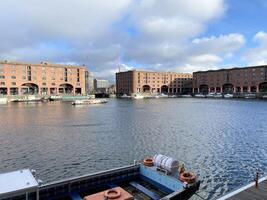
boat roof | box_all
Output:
[0,169,38,196]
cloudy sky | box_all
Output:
[0,0,267,81]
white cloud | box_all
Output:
[0,0,248,80]
[187,54,223,64]
[191,34,245,54]
[244,31,267,65]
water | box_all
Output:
[0,98,267,199]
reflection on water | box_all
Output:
[0,99,267,199]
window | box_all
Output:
[0,82,5,85]
[42,83,46,86]
[11,76,16,79]
[77,69,80,82]
[27,66,31,81]
[64,68,68,82]
[52,83,55,86]
[0,75,4,79]
[11,82,16,86]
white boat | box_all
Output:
[0,97,7,104]
[132,94,144,99]
[72,99,108,105]
[11,95,42,102]
[159,93,168,98]
[213,93,223,98]
[181,94,192,98]
[195,94,206,98]
[224,93,234,98]
[49,95,63,101]
[206,93,215,98]
[263,95,267,99]
[120,94,131,99]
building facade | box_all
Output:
[85,71,94,94]
[0,61,88,95]
[193,65,267,94]
[94,79,109,93]
[116,70,192,95]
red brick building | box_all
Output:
[192,65,267,94]
[116,70,192,95]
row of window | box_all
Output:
[0,75,80,82]
[138,72,191,78]
[0,82,80,86]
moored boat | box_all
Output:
[132,93,144,99]
[0,97,7,104]
[224,93,234,98]
[72,99,108,105]
[213,93,223,98]
[0,154,200,200]
[181,94,192,98]
[48,95,63,101]
[159,93,168,98]
[120,94,131,99]
[11,95,42,102]
[244,93,256,99]
[206,93,215,98]
[194,94,206,98]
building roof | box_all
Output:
[116,69,192,75]
[0,169,38,197]
[193,65,267,74]
[0,60,87,69]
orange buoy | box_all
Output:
[104,188,121,199]
[179,172,196,184]
[143,158,154,167]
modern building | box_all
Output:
[85,71,94,94]
[192,65,267,94]
[116,70,192,95]
[94,79,109,93]
[0,60,88,95]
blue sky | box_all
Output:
[0,0,267,81]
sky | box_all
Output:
[0,0,267,81]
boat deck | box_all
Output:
[77,177,168,200]
[218,176,267,200]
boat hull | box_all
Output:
[1,164,200,200]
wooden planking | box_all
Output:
[227,179,267,200]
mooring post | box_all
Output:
[255,172,259,188]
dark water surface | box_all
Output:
[0,98,267,199]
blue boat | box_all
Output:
[0,155,200,200]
